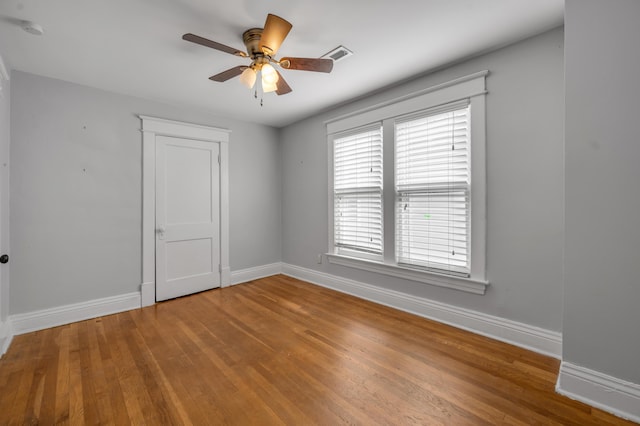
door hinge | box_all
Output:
[218,154,220,165]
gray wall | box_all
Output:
[0,68,8,322]
[564,0,640,383]
[281,28,565,331]
[10,71,282,314]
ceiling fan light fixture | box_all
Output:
[239,67,257,89]
[262,79,278,93]
[261,63,279,85]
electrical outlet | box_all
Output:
[316,254,323,264]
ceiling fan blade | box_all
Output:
[183,33,247,57]
[279,57,333,73]
[209,66,248,82]
[275,71,292,95]
[259,14,292,56]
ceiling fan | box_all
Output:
[182,14,333,96]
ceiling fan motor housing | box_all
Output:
[242,28,264,57]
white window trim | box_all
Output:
[326,71,489,295]
[326,254,487,294]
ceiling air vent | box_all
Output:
[322,45,353,62]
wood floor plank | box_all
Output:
[101,313,144,425]
[68,323,85,425]
[0,275,636,425]
[54,325,71,424]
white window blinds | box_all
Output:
[333,125,383,256]
[395,101,470,276]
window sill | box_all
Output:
[326,254,488,295]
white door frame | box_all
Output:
[0,54,11,354]
[139,116,230,307]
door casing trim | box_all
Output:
[139,116,230,307]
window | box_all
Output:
[327,71,488,294]
[333,125,383,259]
[395,102,470,277]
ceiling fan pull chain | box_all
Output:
[258,78,264,106]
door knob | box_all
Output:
[0,254,8,264]
[156,227,166,240]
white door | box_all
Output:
[155,136,221,301]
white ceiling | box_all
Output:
[0,0,564,128]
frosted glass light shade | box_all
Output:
[239,68,257,89]
[262,80,278,93]
[261,63,279,85]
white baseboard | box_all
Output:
[230,262,283,286]
[281,263,562,358]
[0,319,12,357]
[556,362,640,423]
[10,292,142,336]
[3,263,562,359]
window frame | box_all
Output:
[332,124,384,261]
[394,101,472,277]
[327,71,489,295]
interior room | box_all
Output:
[0,0,639,423]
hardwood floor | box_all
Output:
[0,275,635,425]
